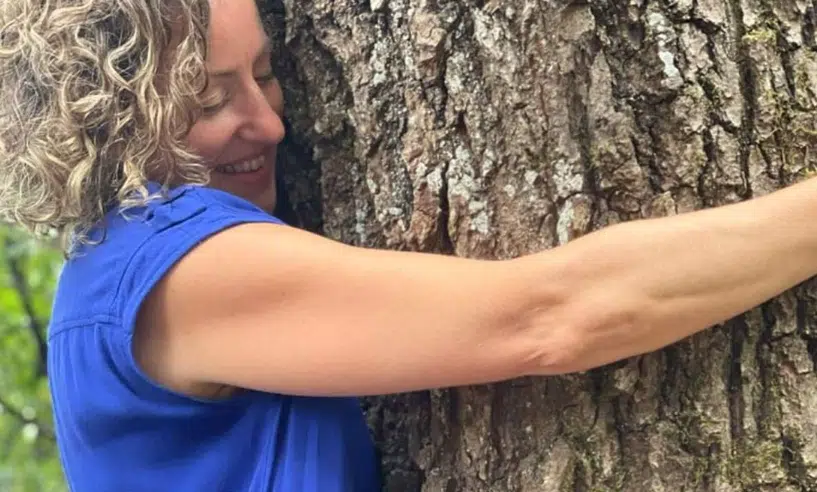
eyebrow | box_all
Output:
[209,38,273,78]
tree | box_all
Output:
[0,228,64,491]
[261,0,817,490]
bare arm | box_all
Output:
[135,177,817,398]
[526,177,817,374]
[135,224,557,397]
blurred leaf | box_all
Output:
[0,226,65,490]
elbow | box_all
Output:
[524,324,585,376]
[524,291,654,376]
[506,250,657,377]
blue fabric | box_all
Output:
[47,183,381,491]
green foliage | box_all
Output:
[0,226,66,491]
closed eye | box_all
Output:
[200,91,229,116]
[198,71,276,117]
[255,72,277,85]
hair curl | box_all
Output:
[0,0,211,252]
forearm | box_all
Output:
[523,178,817,374]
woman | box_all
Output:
[1,0,816,490]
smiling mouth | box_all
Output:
[215,155,265,175]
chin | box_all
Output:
[208,164,277,214]
[256,188,277,214]
[236,185,276,214]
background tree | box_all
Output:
[261,0,817,491]
[0,228,64,491]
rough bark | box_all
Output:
[260,1,817,490]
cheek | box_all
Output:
[186,120,235,163]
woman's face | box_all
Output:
[185,0,285,213]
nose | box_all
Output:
[238,88,286,145]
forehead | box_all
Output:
[206,0,268,69]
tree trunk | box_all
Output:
[260,1,817,490]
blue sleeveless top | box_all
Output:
[47,183,380,491]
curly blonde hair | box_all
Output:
[0,0,212,251]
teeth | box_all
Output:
[218,156,265,174]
